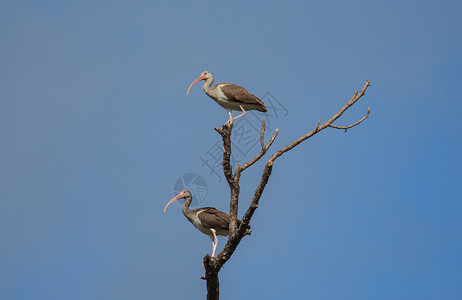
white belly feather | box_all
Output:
[185,209,229,238]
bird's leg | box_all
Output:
[210,239,216,256]
[211,229,218,257]
[224,111,234,126]
[201,231,218,268]
[232,105,247,121]
[208,231,216,256]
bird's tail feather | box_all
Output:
[258,106,268,112]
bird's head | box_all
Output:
[163,190,192,213]
[186,71,212,96]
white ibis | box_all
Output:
[163,190,251,257]
[186,71,267,124]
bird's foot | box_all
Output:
[224,118,234,127]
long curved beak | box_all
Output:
[186,75,206,96]
[163,192,185,213]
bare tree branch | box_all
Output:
[204,80,372,300]
[202,255,220,300]
[214,121,240,236]
[237,120,279,173]
[315,119,321,132]
[240,163,272,228]
[267,80,371,165]
[328,107,370,131]
[260,119,266,149]
[214,118,279,239]
[214,123,234,188]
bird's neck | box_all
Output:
[202,76,214,93]
[182,196,192,217]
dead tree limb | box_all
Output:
[267,80,371,165]
[238,119,279,173]
[203,80,372,300]
[328,107,370,131]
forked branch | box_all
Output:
[204,80,372,300]
[267,80,371,165]
[237,119,279,173]
[329,107,370,131]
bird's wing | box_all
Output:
[197,207,251,233]
[197,207,231,231]
[220,83,267,111]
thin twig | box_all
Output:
[315,119,321,132]
[260,119,266,150]
[328,107,370,130]
[237,120,279,173]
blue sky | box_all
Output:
[1,0,461,299]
